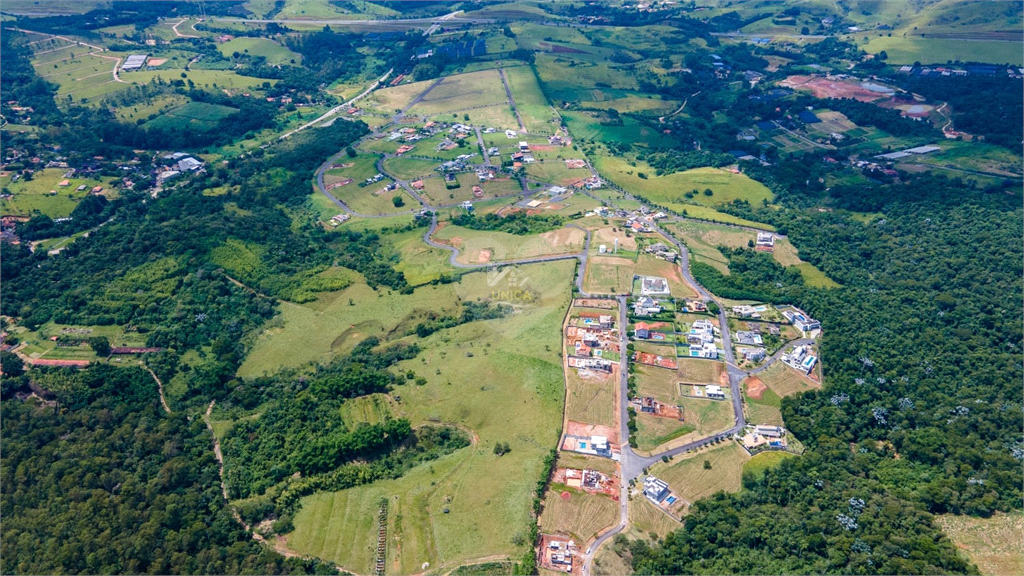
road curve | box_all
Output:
[422,216,590,270]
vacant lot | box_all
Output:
[596,157,774,209]
[629,497,681,538]
[742,450,796,482]
[287,261,574,574]
[381,156,439,181]
[504,65,555,134]
[538,490,618,544]
[759,363,820,398]
[565,369,617,429]
[935,512,1024,576]
[145,101,238,131]
[408,69,509,116]
[649,442,749,509]
[633,253,698,299]
[634,415,694,452]
[584,256,634,295]
[389,228,456,286]
[676,359,725,384]
[432,224,584,265]
[364,79,434,114]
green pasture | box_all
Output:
[218,37,302,66]
[1,168,116,218]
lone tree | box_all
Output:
[703,459,712,470]
[392,195,405,207]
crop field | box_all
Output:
[583,256,634,295]
[676,358,725,384]
[503,66,556,134]
[380,156,440,181]
[562,113,675,148]
[145,101,239,131]
[537,491,618,544]
[935,512,1024,576]
[407,70,510,116]
[633,253,698,299]
[431,224,584,265]
[758,363,820,398]
[564,368,616,429]
[217,37,302,66]
[1,168,115,218]
[288,261,574,574]
[649,442,749,509]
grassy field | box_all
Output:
[562,113,675,148]
[1,168,116,218]
[742,450,796,482]
[503,66,556,134]
[431,224,584,265]
[12,321,149,363]
[676,358,725,384]
[628,497,681,538]
[678,396,734,438]
[935,512,1024,576]
[130,69,277,92]
[634,415,694,452]
[218,37,302,66]
[594,157,773,209]
[556,451,618,478]
[408,70,510,116]
[111,93,189,123]
[323,154,413,215]
[380,156,440,181]
[858,36,1023,66]
[537,490,619,544]
[744,381,784,427]
[649,442,749,509]
[758,363,820,398]
[287,261,574,574]
[145,101,239,131]
[583,256,634,295]
[388,228,456,286]
[565,369,617,429]
[363,79,434,114]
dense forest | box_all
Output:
[641,170,1022,573]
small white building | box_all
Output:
[706,384,725,399]
[518,141,530,152]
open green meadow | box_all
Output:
[363,79,433,114]
[562,113,675,148]
[145,101,239,131]
[503,66,557,134]
[649,442,750,509]
[742,450,796,482]
[218,37,302,66]
[407,70,510,116]
[381,156,439,181]
[287,261,574,574]
[431,224,584,265]
[387,228,457,286]
[858,35,1022,66]
[594,158,773,209]
[634,415,695,452]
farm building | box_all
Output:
[121,54,149,71]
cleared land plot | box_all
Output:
[130,69,277,91]
[40,53,131,102]
[742,450,796,482]
[583,256,634,295]
[676,358,726,384]
[504,66,556,134]
[634,414,694,452]
[859,36,1023,66]
[935,512,1024,576]
[363,79,435,113]
[758,363,820,398]
[389,228,456,286]
[562,112,674,148]
[629,497,681,538]
[564,369,617,429]
[217,37,301,65]
[649,442,749,510]
[432,224,584,265]
[556,451,618,478]
[407,70,509,116]
[589,225,637,256]
[537,491,619,544]
[744,376,784,427]
[284,262,572,573]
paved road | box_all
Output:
[279,68,392,140]
[474,127,491,167]
[498,68,526,133]
[395,76,445,121]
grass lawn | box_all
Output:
[634,415,695,452]
[381,156,440,181]
[934,512,1024,576]
[562,112,674,148]
[388,228,457,286]
[286,261,574,574]
[742,450,796,482]
[628,497,681,539]
[218,37,301,65]
[649,442,749,509]
[332,182,411,216]
[537,490,619,544]
[758,363,821,398]
[676,358,725,384]
[583,256,634,295]
[1,168,116,218]
[431,224,584,265]
[564,369,617,429]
